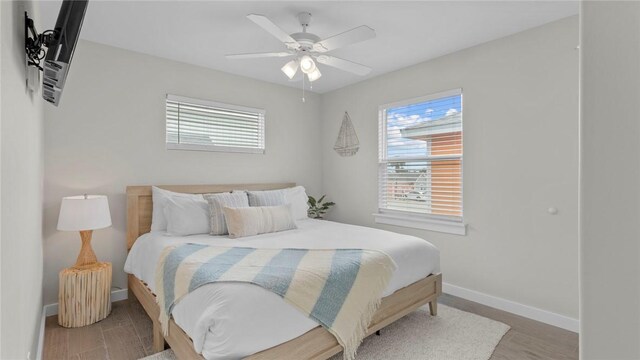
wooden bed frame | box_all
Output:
[126,183,442,360]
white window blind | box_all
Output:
[378,89,463,222]
[166,94,265,154]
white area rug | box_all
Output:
[140,304,509,360]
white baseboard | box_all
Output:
[111,288,129,303]
[443,282,579,333]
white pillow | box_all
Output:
[223,205,297,239]
[151,186,204,231]
[246,186,309,221]
[203,191,249,235]
[163,196,210,236]
[284,186,309,220]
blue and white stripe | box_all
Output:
[156,245,396,360]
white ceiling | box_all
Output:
[38,1,578,93]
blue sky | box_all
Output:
[386,95,462,159]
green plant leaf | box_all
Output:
[318,195,326,204]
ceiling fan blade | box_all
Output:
[313,25,376,53]
[316,55,372,76]
[247,14,300,49]
[226,52,293,60]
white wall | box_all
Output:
[320,17,579,320]
[43,40,323,304]
[1,1,45,358]
[0,1,4,355]
[580,2,640,358]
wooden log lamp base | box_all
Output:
[75,230,98,268]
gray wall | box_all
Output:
[320,16,579,320]
[580,2,640,358]
[1,1,45,358]
[43,40,322,304]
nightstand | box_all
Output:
[58,262,112,328]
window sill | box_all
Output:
[373,212,467,235]
[166,143,265,154]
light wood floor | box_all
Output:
[43,294,578,360]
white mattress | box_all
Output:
[124,219,440,359]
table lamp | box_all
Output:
[57,195,112,268]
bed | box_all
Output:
[125,183,442,359]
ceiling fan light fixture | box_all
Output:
[307,67,322,82]
[281,59,299,79]
[228,12,376,101]
[299,55,316,74]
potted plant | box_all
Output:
[307,195,335,219]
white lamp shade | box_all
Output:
[57,195,112,231]
[281,59,299,79]
[307,68,322,82]
[299,55,316,74]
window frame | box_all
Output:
[374,88,466,235]
[165,94,266,154]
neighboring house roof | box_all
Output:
[400,112,462,139]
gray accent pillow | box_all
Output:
[204,191,249,235]
[246,188,287,207]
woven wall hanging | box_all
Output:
[334,111,360,157]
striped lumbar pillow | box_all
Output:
[203,192,249,235]
[223,205,297,239]
[246,186,309,220]
[246,188,287,207]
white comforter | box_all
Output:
[124,219,440,359]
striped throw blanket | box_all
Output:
[155,244,396,360]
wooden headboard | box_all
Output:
[126,183,295,250]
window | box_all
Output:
[166,95,265,154]
[375,89,465,235]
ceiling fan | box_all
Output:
[226,12,376,84]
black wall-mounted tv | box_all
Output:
[42,0,88,106]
